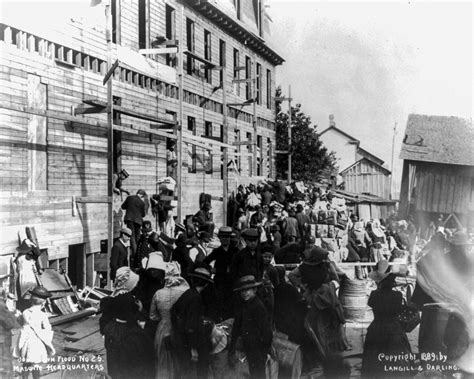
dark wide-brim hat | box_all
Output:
[233,275,262,292]
[189,267,214,283]
[142,221,153,233]
[29,285,52,299]
[302,246,329,266]
[368,260,391,283]
[16,239,36,255]
[241,228,259,241]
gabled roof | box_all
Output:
[400,114,474,166]
[318,125,359,143]
[340,158,391,176]
[357,147,384,166]
[319,125,385,166]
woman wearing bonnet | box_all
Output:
[149,261,190,379]
[99,266,154,379]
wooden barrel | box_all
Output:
[419,303,454,354]
[272,334,303,379]
[339,279,368,321]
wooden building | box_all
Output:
[319,115,391,198]
[333,189,396,221]
[0,0,283,287]
[399,114,474,230]
[340,158,391,199]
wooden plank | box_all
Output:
[49,308,97,326]
[139,47,178,55]
[62,317,100,341]
[452,174,464,213]
[76,196,112,203]
[446,173,456,214]
[415,171,425,211]
[438,172,449,213]
[64,330,104,353]
[425,172,434,212]
[182,132,234,149]
[432,173,442,213]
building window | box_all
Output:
[187,116,196,173]
[247,132,252,176]
[204,29,212,84]
[234,129,241,173]
[267,137,272,177]
[165,4,176,67]
[257,135,262,176]
[204,121,213,174]
[138,0,147,49]
[256,63,261,105]
[234,0,241,20]
[245,56,252,100]
[220,124,224,179]
[266,68,272,109]
[186,18,195,75]
[111,0,120,44]
[233,48,240,96]
[219,39,226,87]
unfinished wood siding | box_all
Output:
[341,159,390,198]
[411,162,474,214]
[0,0,280,261]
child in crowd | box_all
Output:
[228,275,272,379]
[14,286,55,379]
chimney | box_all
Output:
[329,114,336,127]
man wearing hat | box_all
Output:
[203,226,237,320]
[230,228,264,284]
[110,226,132,281]
[171,267,214,379]
[189,231,211,263]
[121,189,147,257]
[228,275,272,379]
[134,220,154,271]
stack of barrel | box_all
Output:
[339,279,369,322]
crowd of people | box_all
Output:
[99,179,435,379]
[1,179,471,379]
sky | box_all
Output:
[268,0,473,194]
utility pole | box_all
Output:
[287,85,292,183]
[105,1,114,288]
[176,5,184,222]
[274,85,293,182]
[390,122,397,199]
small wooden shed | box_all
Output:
[398,114,474,230]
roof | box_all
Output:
[339,158,391,176]
[319,125,386,166]
[357,147,384,166]
[333,189,396,205]
[400,114,474,166]
[318,125,359,143]
[188,0,285,66]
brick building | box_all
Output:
[0,0,283,287]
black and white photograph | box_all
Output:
[0,0,472,378]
